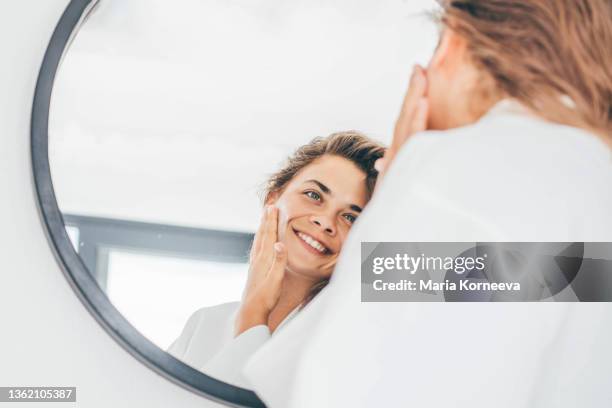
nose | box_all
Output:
[310,214,336,236]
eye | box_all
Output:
[304,190,321,201]
[343,213,357,224]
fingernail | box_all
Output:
[274,242,283,253]
[267,205,273,214]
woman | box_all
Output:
[167,131,384,387]
[242,1,612,407]
[378,0,611,175]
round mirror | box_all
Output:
[33,0,437,405]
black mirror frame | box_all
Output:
[30,1,266,407]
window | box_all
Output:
[63,214,253,349]
[106,250,247,349]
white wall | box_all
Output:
[48,0,437,232]
[0,1,224,406]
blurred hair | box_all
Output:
[436,0,611,141]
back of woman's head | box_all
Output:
[438,0,611,140]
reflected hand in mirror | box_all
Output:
[235,206,287,336]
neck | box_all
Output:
[432,64,504,130]
[267,269,317,333]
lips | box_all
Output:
[293,228,330,256]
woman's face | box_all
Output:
[270,154,368,281]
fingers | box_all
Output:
[268,242,287,288]
[253,206,277,275]
[261,205,278,254]
[250,206,268,261]
[376,105,427,182]
[379,97,427,178]
[403,65,427,118]
[392,65,427,149]
[238,242,287,329]
[247,206,277,285]
[251,205,278,256]
[375,65,428,186]
[410,97,429,135]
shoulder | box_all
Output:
[390,109,611,192]
[184,301,241,335]
[398,112,608,172]
[167,301,240,361]
[364,112,612,240]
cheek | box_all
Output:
[336,228,350,249]
[275,196,304,241]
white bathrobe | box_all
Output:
[242,101,612,407]
[167,301,299,389]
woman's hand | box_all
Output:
[375,64,429,180]
[234,206,287,336]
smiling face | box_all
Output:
[268,154,368,281]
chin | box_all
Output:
[286,258,318,278]
[286,257,329,281]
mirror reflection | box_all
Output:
[49,0,436,387]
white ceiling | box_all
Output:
[49,0,438,232]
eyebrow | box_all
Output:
[305,179,363,213]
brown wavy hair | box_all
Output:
[262,130,385,307]
[436,0,612,141]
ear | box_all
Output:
[265,191,280,205]
[428,28,468,75]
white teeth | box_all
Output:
[297,232,326,253]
